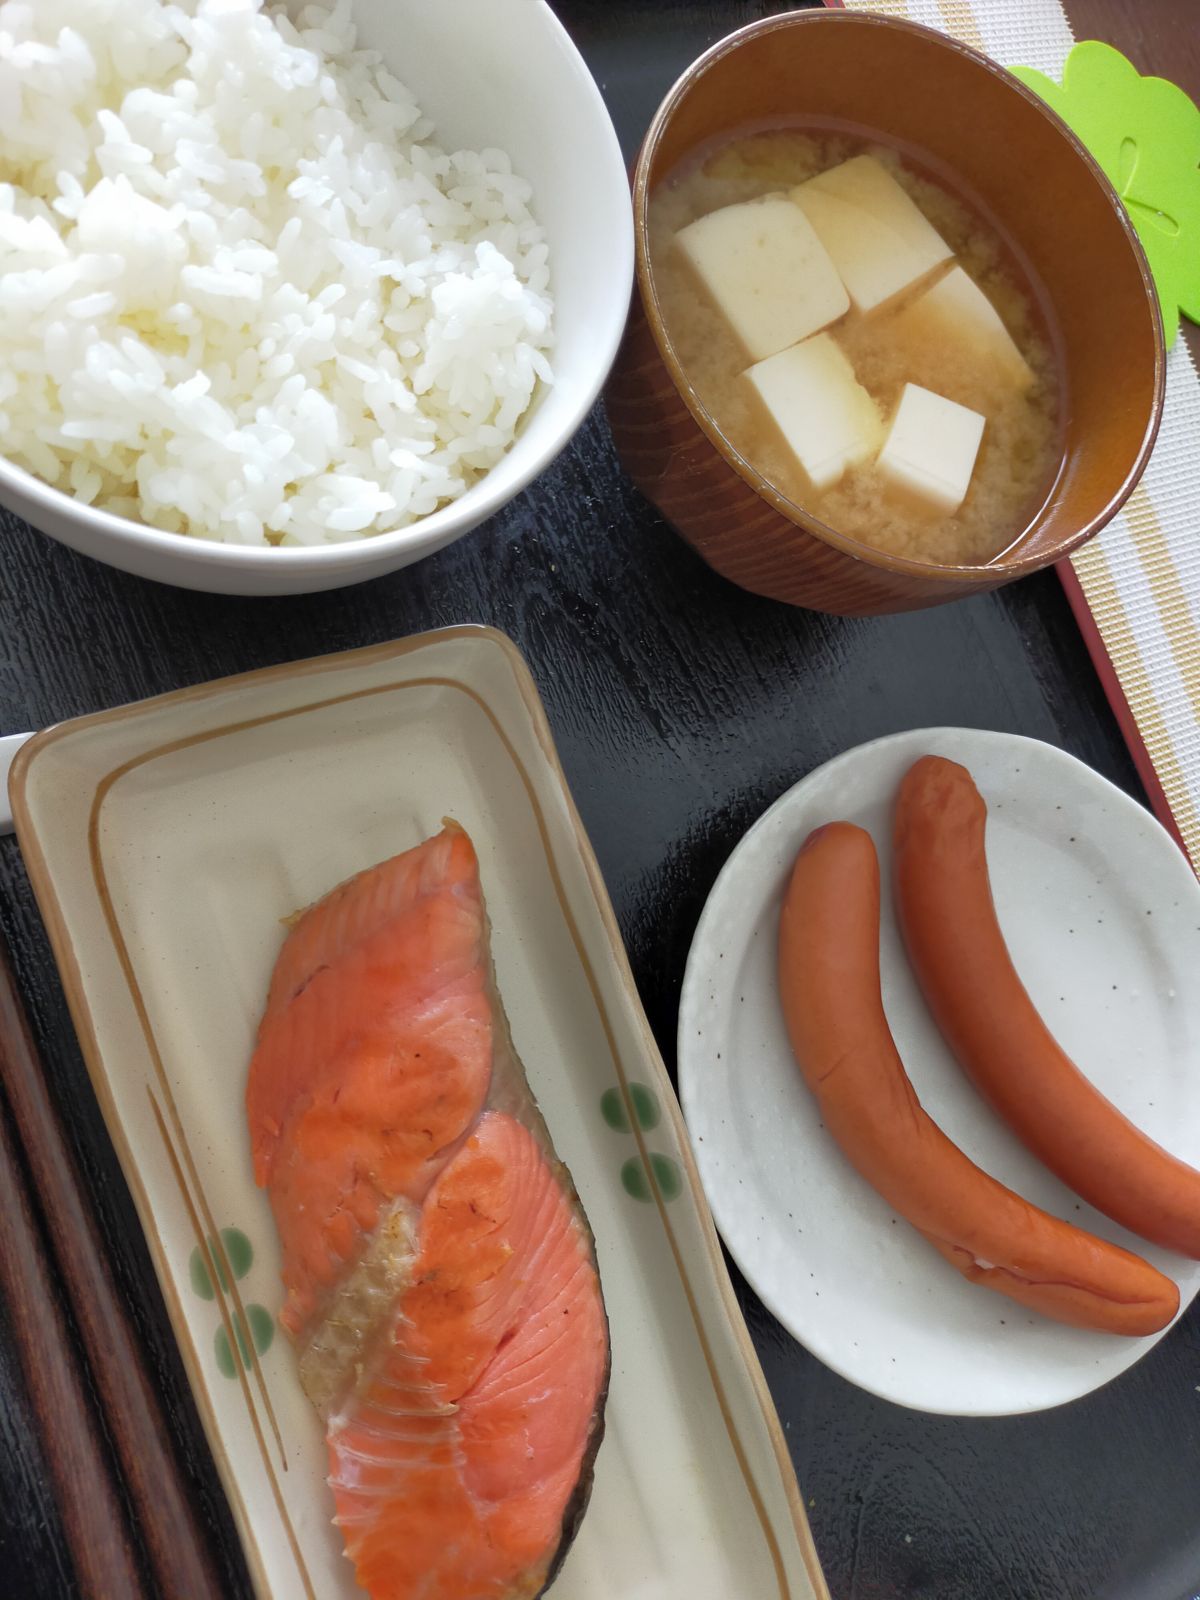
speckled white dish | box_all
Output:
[678,728,1200,1417]
[10,628,828,1600]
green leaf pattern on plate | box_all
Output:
[599,1082,660,1133]
[621,1152,683,1203]
[189,1226,253,1299]
[215,1305,275,1379]
[188,1226,275,1378]
[601,1081,681,1202]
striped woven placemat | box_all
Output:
[838,0,1200,875]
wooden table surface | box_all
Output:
[0,3,1197,1598]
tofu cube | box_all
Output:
[674,196,849,363]
[890,266,1035,391]
[745,333,884,492]
[877,383,985,516]
[792,155,952,316]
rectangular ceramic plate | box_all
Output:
[10,627,828,1600]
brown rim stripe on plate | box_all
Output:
[145,1089,312,1597]
[87,772,298,1488]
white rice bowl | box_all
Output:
[0,0,555,547]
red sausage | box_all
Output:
[779,821,1179,1336]
[894,754,1200,1260]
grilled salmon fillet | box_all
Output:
[247,825,608,1599]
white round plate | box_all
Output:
[678,728,1200,1416]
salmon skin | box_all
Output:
[247,825,609,1600]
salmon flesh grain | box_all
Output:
[246,825,609,1599]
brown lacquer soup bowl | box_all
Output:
[605,10,1164,616]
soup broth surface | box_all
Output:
[649,130,1063,566]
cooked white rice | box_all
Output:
[0,0,553,545]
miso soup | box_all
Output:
[648,130,1063,567]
